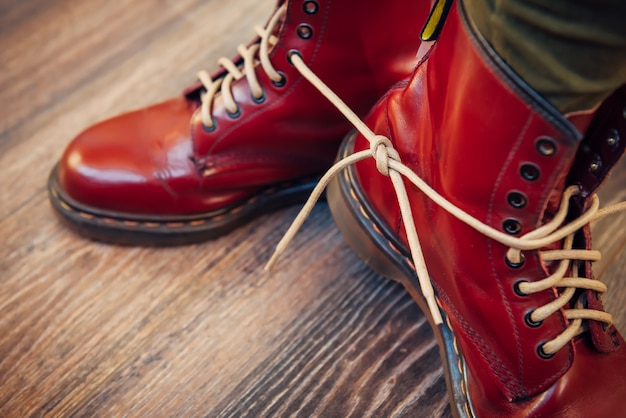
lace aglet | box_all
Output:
[265,250,281,272]
[264,203,312,272]
[266,232,292,271]
[426,296,443,325]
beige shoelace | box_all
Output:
[266,53,626,355]
[197,4,286,128]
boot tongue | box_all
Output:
[574,87,626,352]
[566,86,626,198]
[544,87,625,218]
[543,87,626,352]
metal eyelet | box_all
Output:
[507,191,527,209]
[505,252,525,269]
[513,280,528,297]
[287,49,303,65]
[303,0,319,14]
[202,118,217,133]
[297,24,313,39]
[252,91,266,104]
[520,163,540,181]
[589,155,602,173]
[607,128,620,149]
[525,311,543,328]
[536,137,557,156]
[272,71,287,88]
[503,218,522,235]
[227,106,241,119]
[537,343,555,359]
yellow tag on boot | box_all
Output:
[421,0,453,41]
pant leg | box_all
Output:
[464,0,626,113]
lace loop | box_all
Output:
[266,53,626,354]
[197,4,286,128]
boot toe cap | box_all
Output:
[56,98,198,215]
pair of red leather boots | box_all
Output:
[49,0,626,416]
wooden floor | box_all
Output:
[1,1,625,417]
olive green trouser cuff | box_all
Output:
[464,0,626,114]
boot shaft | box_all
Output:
[353,0,626,402]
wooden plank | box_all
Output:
[0,1,624,417]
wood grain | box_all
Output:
[0,1,624,417]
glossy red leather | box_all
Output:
[57,0,432,216]
[348,0,626,415]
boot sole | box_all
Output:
[327,131,475,418]
[48,164,321,246]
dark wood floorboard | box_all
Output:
[1,1,624,417]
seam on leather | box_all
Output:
[434,283,526,399]
[486,114,532,389]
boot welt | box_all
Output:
[48,164,321,246]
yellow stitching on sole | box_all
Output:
[166,222,185,228]
[388,241,402,255]
[358,205,371,220]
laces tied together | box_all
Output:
[265,50,626,352]
[370,135,400,177]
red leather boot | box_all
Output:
[318,0,626,415]
[48,0,431,245]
